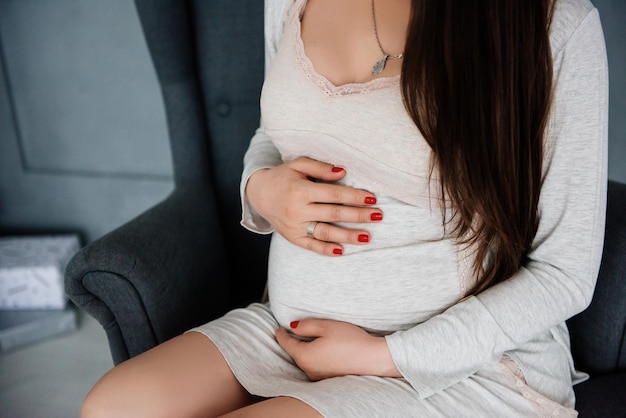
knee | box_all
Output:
[80,369,137,418]
[80,384,112,418]
[80,364,192,418]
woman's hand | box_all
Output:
[245,157,383,256]
[275,319,402,381]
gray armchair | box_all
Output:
[65,0,626,415]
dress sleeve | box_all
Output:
[239,0,292,234]
[385,8,609,398]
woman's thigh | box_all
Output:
[81,331,258,418]
[220,397,322,418]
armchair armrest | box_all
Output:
[65,184,231,365]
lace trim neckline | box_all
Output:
[291,0,400,97]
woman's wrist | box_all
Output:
[370,336,402,378]
[245,168,271,216]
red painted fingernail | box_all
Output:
[333,248,343,255]
[358,234,369,243]
[364,196,377,205]
[371,213,383,221]
[290,321,300,329]
[331,166,345,173]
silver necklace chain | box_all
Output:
[371,0,404,75]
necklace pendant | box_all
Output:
[371,55,388,75]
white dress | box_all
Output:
[191,0,608,416]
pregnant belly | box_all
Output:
[267,231,464,333]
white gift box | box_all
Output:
[0,235,80,310]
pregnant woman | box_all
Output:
[81,0,608,416]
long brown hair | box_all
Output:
[401,1,554,294]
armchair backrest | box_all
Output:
[567,180,626,375]
[135,0,269,306]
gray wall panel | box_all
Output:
[0,0,173,243]
[0,0,171,178]
[595,0,626,183]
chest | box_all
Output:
[299,0,410,86]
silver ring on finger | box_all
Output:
[306,221,319,238]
